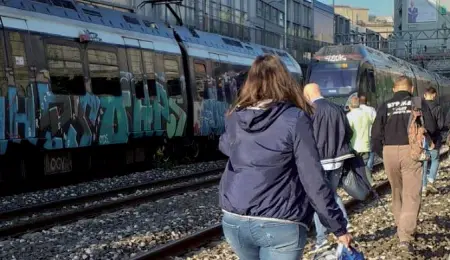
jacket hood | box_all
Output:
[236,102,295,133]
[425,100,439,110]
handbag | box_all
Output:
[341,155,371,201]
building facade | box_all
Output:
[96,0,332,64]
[394,0,450,73]
[334,5,369,24]
[313,0,334,43]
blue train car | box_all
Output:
[308,44,450,111]
[0,0,302,184]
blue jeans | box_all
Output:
[367,151,375,171]
[422,149,440,187]
[313,168,348,246]
[222,212,308,260]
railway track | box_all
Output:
[0,167,225,239]
[129,148,449,260]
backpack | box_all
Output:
[408,104,434,162]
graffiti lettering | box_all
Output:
[0,71,188,155]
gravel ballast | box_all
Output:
[0,186,223,260]
[0,160,226,213]
[175,157,450,260]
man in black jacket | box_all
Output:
[303,83,354,253]
[371,76,437,254]
[422,87,444,196]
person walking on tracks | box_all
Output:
[422,87,444,196]
[359,94,377,173]
[371,76,437,253]
[346,96,375,186]
[218,55,352,260]
[303,83,354,253]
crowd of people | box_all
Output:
[217,54,446,259]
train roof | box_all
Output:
[0,0,301,74]
[314,44,416,77]
[173,26,301,73]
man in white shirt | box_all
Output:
[347,96,374,185]
[359,94,376,173]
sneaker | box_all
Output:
[422,187,427,197]
[311,240,330,254]
[346,223,353,232]
[427,182,438,193]
[399,241,414,254]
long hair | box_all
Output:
[229,54,313,115]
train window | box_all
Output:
[9,32,29,97]
[123,15,140,25]
[164,58,181,96]
[142,51,155,75]
[127,49,144,99]
[142,50,156,97]
[88,49,121,96]
[194,62,206,100]
[127,49,143,75]
[46,44,85,95]
[52,0,76,10]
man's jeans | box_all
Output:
[423,149,440,187]
[222,211,308,260]
[367,152,375,171]
[313,168,348,246]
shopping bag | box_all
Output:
[341,155,371,201]
[336,244,365,260]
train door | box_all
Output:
[0,17,38,180]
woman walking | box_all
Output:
[218,54,351,260]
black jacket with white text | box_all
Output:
[371,91,437,158]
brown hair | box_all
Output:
[394,76,413,90]
[229,54,313,115]
[425,86,437,95]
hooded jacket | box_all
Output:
[218,102,348,237]
[425,100,444,149]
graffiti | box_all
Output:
[0,71,188,155]
[81,29,102,42]
[194,72,242,136]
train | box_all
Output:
[307,44,450,112]
[0,0,302,184]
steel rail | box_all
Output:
[0,168,225,239]
[129,149,449,259]
[0,167,225,220]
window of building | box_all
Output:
[9,32,29,97]
[194,62,206,100]
[88,49,121,96]
[278,12,284,26]
[46,44,85,95]
[164,58,181,96]
[234,0,241,9]
[271,7,277,23]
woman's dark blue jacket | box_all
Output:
[218,102,347,237]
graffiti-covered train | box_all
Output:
[0,0,302,183]
[307,44,450,112]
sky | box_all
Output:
[318,0,394,16]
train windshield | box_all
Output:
[309,63,357,96]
